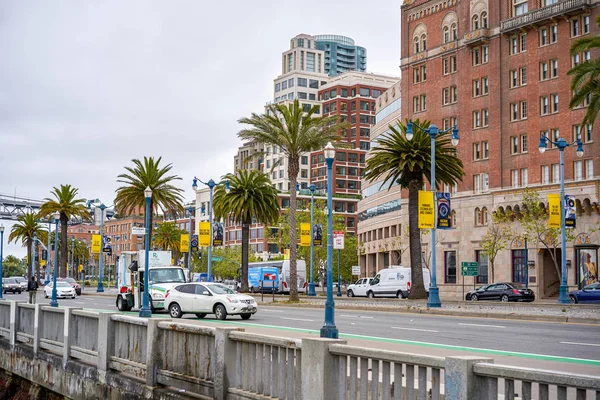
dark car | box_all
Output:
[61,278,82,295]
[2,278,22,294]
[466,282,535,302]
[569,282,600,304]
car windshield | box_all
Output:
[584,283,600,290]
[3,278,16,284]
[64,278,76,284]
[14,277,26,283]
[56,282,71,288]
[208,284,236,295]
[148,268,186,284]
[476,285,489,291]
[510,283,526,289]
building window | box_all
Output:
[297,78,307,87]
[584,123,593,142]
[483,141,489,158]
[540,61,548,80]
[521,134,528,153]
[513,0,528,15]
[551,59,558,78]
[474,173,489,193]
[452,23,458,40]
[571,18,579,37]
[540,96,549,115]
[521,101,528,119]
[473,80,481,97]
[512,250,527,284]
[583,15,590,34]
[445,251,457,284]
[443,26,450,43]
[552,163,560,183]
[510,34,527,54]
[475,251,489,284]
[551,24,558,43]
[511,103,519,121]
[521,168,528,186]
[551,94,559,113]
[574,160,583,181]
[473,142,481,160]
[413,95,426,113]
[413,65,427,83]
[472,45,489,66]
[473,110,481,128]
[511,169,519,187]
[482,11,488,28]
[541,165,550,184]
[442,86,457,105]
[472,14,479,30]
[414,36,420,53]
[540,27,548,46]
[586,159,594,179]
[511,136,519,154]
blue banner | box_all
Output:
[436,192,452,230]
[564,195,576,229]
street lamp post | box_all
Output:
[46,220,51,284]
[0,225,4,300]
[70,236,75,279]
[139,187,153,318]
[320,142,338,339]
[307,184,317,296]
[50,212,60,307]
[31,232,37,280]
[97,204,107,292]
[406,121,460,308]
[187,206,193,271]
[538,136,584,304]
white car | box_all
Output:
[165,282,258,320]
[44,281,76,299]
[346,277,374,297]
[10,276,28,291]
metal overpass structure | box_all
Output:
[0,193,44,221]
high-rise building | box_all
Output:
[315,34,367,76]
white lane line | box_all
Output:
[262,309,285,313]
[560,341,600,347]
[391,327,439,333]
[340,314,373,319]
[458,323,506,329]
[75,302,86,305]
[280,317,315,322]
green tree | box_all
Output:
[363,120,464,299]
[8,213,48,281]
[38,185,91,278]
[115,156,185,246]
[152,222,186,262]
[238,100,341,301]
[568,15,600,126]
[2,255,26,277]
[480,214,512,283]
[212,170,280,292]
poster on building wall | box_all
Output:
[180,234,189,253]
[547,194,561,228]
[91,234,101,254]
[313,224,323,246]
[564,195,576,229]
[212,222,224,246]
[300,223,311,246]
[418,191,435,229]
[436,192,451,230]
[198,222,211,246]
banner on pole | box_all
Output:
[180,234,189,253]
[284,249,290,259]
[418,191,435,229]
[436,192,451,230]
[91,234,101,254]
[313,224,323,246]
[548,194,561,228]
[564,195,576,229]
[212,222,223,247]
[300,223,311,246]
[333,231,345,250]
[198,222,211,246]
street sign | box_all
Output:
[352,266,360,275]
[131,227,146,236]
[461,261,478,276]
[333,231,345,250]
[212,257,222,262]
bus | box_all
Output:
[246,260,307,294]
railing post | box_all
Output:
[445,356,494,400]
[97,312,117,384]
[9,301,20,348]
[145,319,162,387]
[214,327,244,400]
[33,304,43,355]
[301,338,346,400]
[62,307,81,367]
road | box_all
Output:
[5,291,600,375]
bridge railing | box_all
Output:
[0,301,10,339]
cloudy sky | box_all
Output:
[0,1,401,257]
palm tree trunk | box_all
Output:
[408,180,427,299]
[241,220,250,293]
[60,214,68,278]
[288,157,300,301]
[26,239,33,281]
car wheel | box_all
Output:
[347,290,354,297]
[569,295,578,304]
[240,314,252,320]
[169,303,183,318]
[471,294,478,301]
[117,297,126,311]
[195,313,207,319]
[501,295,509,302]
[45,293,49,299]
[396,290,405,299]
[367,291,375,299]
[215,304,227,320]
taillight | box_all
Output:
[407,282,411,291]
[303,282,307,288]
[165,290,170,299]
[283,282,288,288]
[512,289,519,294]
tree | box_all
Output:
[115,156,185,246]
[238,100,340,300]
[480,214,512,283]
[2,255,26,277]
[8,213,48,281]
[568,15,600,126]
[38,184,91,278]
[212,170,280,292]
[152,222,186,262]
[363,119,464,299]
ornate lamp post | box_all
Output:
[139,187,153,318]
[50,212,60,307]
[307,184,317,296]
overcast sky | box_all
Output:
[0,1,401,257]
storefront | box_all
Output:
[574,233,599,289]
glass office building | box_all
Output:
[315,35,367,76]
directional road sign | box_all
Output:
[212,257,222,262]
[461,261,478,276]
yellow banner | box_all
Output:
[198,222,211,246]
[548,194,561,228]
[78,264,83,273]
[180,234,189,253]
[284,249,290,260]
[300,223,311,246]
[40,260,46,267]
[91,234,102,254]
[418,191,435,229]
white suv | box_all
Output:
[165,282,257,320]
[346,277,374,297]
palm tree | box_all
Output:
[212,170,280,293]
[38,185,90,278]
[238,99,339,300]
[363,120,464,299]
[8,213,48,282]
[568,15,600,126]
[153,222,186,262]
[115,156,185,245]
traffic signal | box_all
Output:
[42,250,48,260]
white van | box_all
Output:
[365,266,431,299]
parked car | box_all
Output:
[466,282,535,302]
[568,282,600,304]
[10,276,28,291]
[61,278,82,295]
[165,282,258,320]
[347,277,374,297]
[2,278,22,294]
[44,281,76,299]
[366,266,431,299]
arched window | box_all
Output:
[443,26,450,43]
[451,210,457,228]
[451,23,458,40]
[482,207,488,225]
[414,36,420,53]
[481,11,488,28]
[472,15,479,30]
[421,34,427,50]
[475,208,482,225]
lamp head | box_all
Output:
[538,136,547,154]
[451,126,459,146]
[406,120,414,141]
[0,225,4,233]
[309,184,316,193]
[224,180,230,194]
[576,141,584,158]
[323,142,335,160]
[144,186,152,199]
[192,178,198,190]
[52,212,60,220]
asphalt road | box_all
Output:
[4,290,600,377]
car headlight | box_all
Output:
[151,292,164,300]
[226,297,239,303]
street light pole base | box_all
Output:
[49,299,59,307]
[138,307,152,318]
[427,287,442,308]
[336,289,342,297]
[307,283,316,296]
[97,282,104,293]
[558,284,570,304]
[320,325,339,339]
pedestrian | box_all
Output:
[27,276,38,304]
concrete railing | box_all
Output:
[1,299,599,400]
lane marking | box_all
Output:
[458,323,506,329]
[280,317,314,322]
[340,314,374,319]
[262,309,285,313]
[391,326,439,333]
[561,341,600,348]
